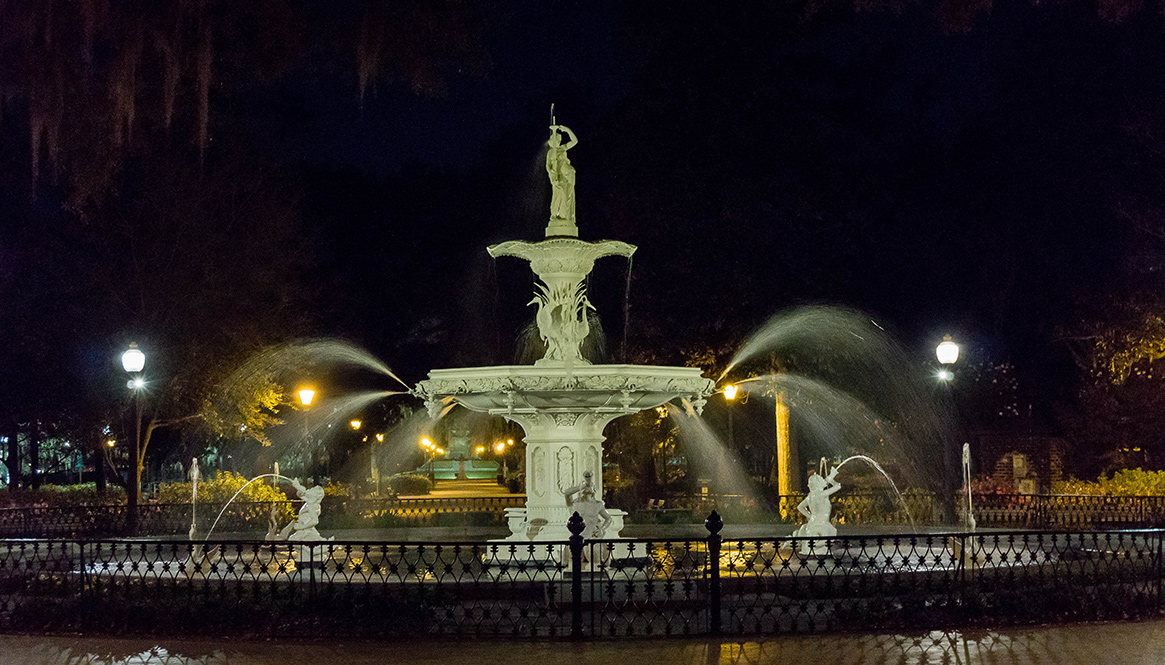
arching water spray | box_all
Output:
[672,399,763,509]
[621,255,633,361]
[963,443,976,531]
[203,473,297,543]
[835,455,915,530]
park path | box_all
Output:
[398,478,521,498]
[3,619,1163,664]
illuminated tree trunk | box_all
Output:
[775,393,795,496]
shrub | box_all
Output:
[0,483,125,507]
[388,473,432,496]
[1053,469,1165,496]
[156,470,291,504]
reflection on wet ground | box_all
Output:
[3,619,1163,665]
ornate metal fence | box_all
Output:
[0,496,526,538]
[1,513,1161,637]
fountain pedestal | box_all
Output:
[417,363,711,540]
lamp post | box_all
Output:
[723,384,739,453]
[936,334,961,519]
[373,433,384,495]
[421,437,436,482]
[298,387,315,481]
[121,343,146,534]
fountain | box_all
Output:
[415,123,714,541]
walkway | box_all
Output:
[4,619,1164,664]
[399,478,522,499]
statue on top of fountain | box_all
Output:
[793,466,841,540]
[546,124,578,237]
[564,471,613,539]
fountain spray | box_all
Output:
[963,443,976,531]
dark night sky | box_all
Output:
[220,1,1164,416]
[7,0,1162,427]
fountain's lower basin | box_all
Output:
[416,363,714,542]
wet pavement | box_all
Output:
[2,619,1162,665]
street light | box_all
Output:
[420,437,436,481]
[350,419,362,430]
[121,343,145,373]
[723,384,739,458]
[299,387,316,481]
[936,335,960,365]
[297,388,315,407]
[122,343,146,533]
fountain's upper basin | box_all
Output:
[416,363,713,415]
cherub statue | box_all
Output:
[563,470,612,539]
[270,479,330,542]
[793,467,841,540]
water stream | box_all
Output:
[834,454,916,530]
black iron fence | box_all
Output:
[1,512,1161,638]
[0,496,526,538]
[2,494,1164,539]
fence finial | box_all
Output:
[705,510,724,535]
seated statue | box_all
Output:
[793,467,841,540]
[267,479,331,542]
[563,471,613,539]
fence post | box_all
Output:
[78,540,86,633]
[1157,529,1163,614]
[956,533,967,619]
[568,511,585,639]
[705,511,723,635]
[309,544,316,601]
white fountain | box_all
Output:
[415,124,714,541]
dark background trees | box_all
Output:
[5,0,1165,496]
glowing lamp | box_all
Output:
[723,384,739,400]
[495,442,506,454]
[350,420,362,430]
[376,433,384,442]
[298,389,316,407]
[121,343,145,373]
[937,369,953,381]
[936,335,959,365]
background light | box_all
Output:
[121,343,145,373]
[936,335,960,365]
[350,419,362,430]
[937,369,953,381]
[298,388,315,406]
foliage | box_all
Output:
[1052,469,1165,496]
[0,483,125,507]
[199,374,287,448]
[322,482,354,498]
[387,473,432,496]
[963,475,1015,495]
[1061,294,1165,476]
[155,471,290,504]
